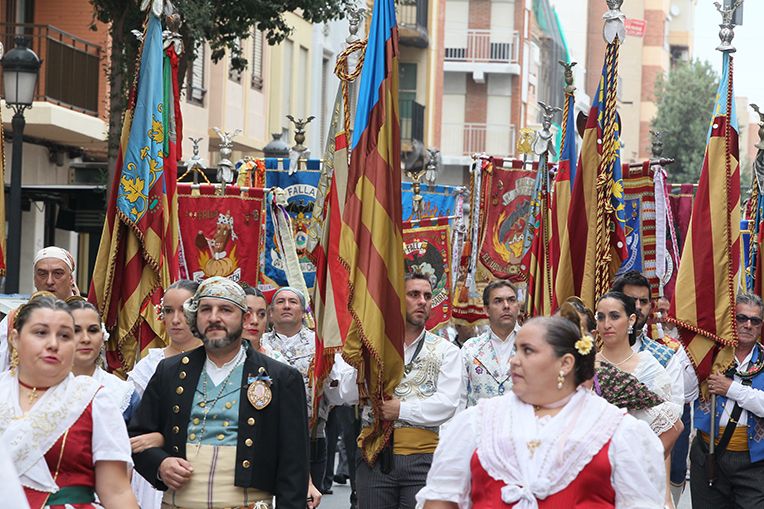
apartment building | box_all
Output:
[1,0,110,292]
[439,0,567,184]
[585,0,696,162]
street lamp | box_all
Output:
[2,36,41,294]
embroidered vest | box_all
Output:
[361,331,445,454]
[638,335,675,368]
[462,331,513,407]
[187,363,243,446]
[694,347,764,463]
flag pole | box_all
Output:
[706,0,744,486]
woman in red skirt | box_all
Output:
[416,317,665,509]
[0,293,137,509]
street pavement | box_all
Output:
[318,483,353,509]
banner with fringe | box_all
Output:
[617,161,658,297]
[262,159,322,289]
[477,158,536,283]
[403,219,452,331]
[177,184,265,285]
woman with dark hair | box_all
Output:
[68,300,139,423]
[127,280,202,398]
[241,285,284,362]
[595,292,684,509]
[126,279,202,509]
[0,294,137,508]
[416,317,664,508]
[595,292,683,446]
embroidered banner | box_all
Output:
[403,220,452,331]
[177,183,265,285]
[617,162,659,297]
[401,182,462,222]
[262,159,322,289]
[477,159,537,283]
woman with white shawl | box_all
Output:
[416,317,664,508]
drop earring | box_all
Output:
[557,370,565,390]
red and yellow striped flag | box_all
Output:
[554,37,626,309]
[89,13,180,375]
[308,86,352,426]
[670,52,740,384]
[339,0,406,464]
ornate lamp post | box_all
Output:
[2,36,41,293]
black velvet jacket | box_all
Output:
[129,345,309,509]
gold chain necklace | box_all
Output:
[195,357,244,446]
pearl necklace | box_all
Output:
[599,350,635,367]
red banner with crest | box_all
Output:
[477,159,537,283]
[403,219,452,331]
[177,183,266,285]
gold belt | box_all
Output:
[700,426,749,452]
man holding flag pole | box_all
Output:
[663,1,764,505]
[332,0,462,506]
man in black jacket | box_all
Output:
[129,276,309,508]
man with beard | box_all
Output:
[460,279,521,407]
[129,277,310,509]
[333,272,463,508]
[691,293,764,507]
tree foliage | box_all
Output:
[651,59,720,184]
[89,0,350,178]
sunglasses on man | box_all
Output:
[735,314,763,326]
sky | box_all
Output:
[693,0,764,110]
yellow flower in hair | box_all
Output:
[575,335,594,356]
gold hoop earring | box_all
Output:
[557,369,565,390]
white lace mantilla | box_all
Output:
[93,367,134,414]
[0,373,100,492]
[476,389,625,509]
[631,351,682,435]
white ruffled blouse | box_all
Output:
[415,388,665,509]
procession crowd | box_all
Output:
[1,245,763,509]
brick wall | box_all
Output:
[468,0,490,30]
[465,78,487,123]
[643,9,665,48]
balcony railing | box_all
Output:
[398,0,429,48]
[1,24,102,116]
[445,30,520,64]
[442,122,516,157]
[401,99,425,143]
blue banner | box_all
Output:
[401,182,461,222]
[262,159,322,289]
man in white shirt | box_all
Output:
[690,293,764,508]
[260,287,330,493]
[352,272,463,509]
[460,279,521,407]
[0,246,80,370]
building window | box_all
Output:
[251,29,264,90]
[188,43,206,105]
[229,37,242,83]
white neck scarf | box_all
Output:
[0,373,100,493]
[476,388,625,508]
